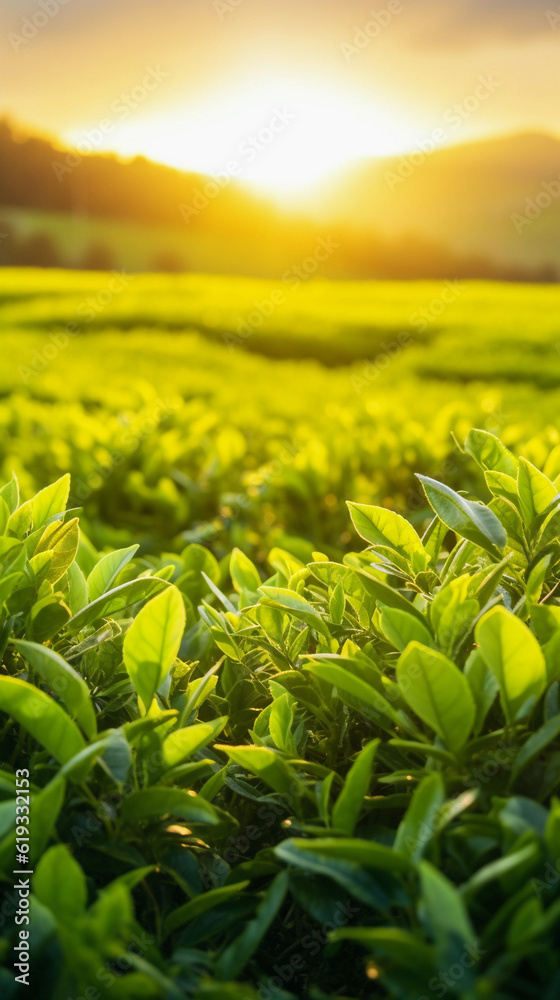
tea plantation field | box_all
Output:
[1,270,560,999]
[2,270,560,560]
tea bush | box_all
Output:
[1,428,560,998]
[4,326,560,562]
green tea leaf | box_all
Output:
[484,470,519,506]
[28,595,72,642]
[517,458,558,526]
[215,744,296,795]
[329,927,435,977]
[162,717,228,769]
[0,474,19,514]
[332,739,379,835]
[177,543,220,603]
[164,881,251,937]
[259,586,332,642]
[394,773,445,861]
[417,475,506,555]
[0,496,9,536]
[464,650,499,734]
[305,661,401,727]
[475,607,547,723]
[419,860,476,950]
[352,566,427,624]
[32,475,71,530]
[215,873,289,980]
[87,544,139,601]
[67,576,169,633]
[7,498,33,539]
[347,502,427,571]
[31,778,67,859]
[509,715,560,786]
[66,561,89,615]
[34,844,87,924]
[380,606,434,652]
[275,836,412,873]
[396,643,475,751]
[329,580,345,624]
[268,692,297,755]
[121,787,218,825]
[230,548,261,593]
[12,639,96,739]
[34,517,80,584]
[123,584,186,709]
[0,676,85,763]
[465,429,518,477]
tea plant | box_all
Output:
[1,429,560,999]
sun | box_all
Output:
[65,79,417,202]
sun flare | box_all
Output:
[63,79,417,200]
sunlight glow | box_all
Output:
[63,78,418,201]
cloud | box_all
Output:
[398,0,557,49]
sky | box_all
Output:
[1,0,559,197]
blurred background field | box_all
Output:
[3,267,560,566]
[2,124,560,282]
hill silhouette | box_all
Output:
[0,121,558,280]
[311,131,560,271]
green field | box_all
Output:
[2,269,560,557]
[0,206,286,277]
[2,271,560,1000]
